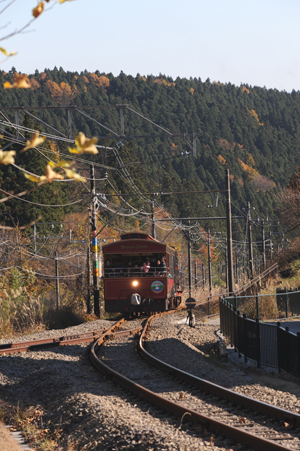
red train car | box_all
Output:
[102,232,182,316]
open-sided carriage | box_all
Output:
[103,233,182,315]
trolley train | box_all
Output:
[103,233,182,316]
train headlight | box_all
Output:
[132,280,139,287]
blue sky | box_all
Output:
[1,0,300,91]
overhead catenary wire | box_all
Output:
[0,188,83,207]
[0,120,207,282]
[1,117,190,232]
[0,110,242,260]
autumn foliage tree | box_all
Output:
[46,80,78,105]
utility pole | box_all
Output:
[262,219,266,271]
[55,251,59,310]
[194,260,198,288]
[188,221,192,298]
[207,228,212,295]
[33,224,37,256]
[86,211,92,314]
[269,231,273,261]
[91,165,100,316]
[179,253,182,287]
[151,196,156,239]
[226,169,234,294]
[248,201,254,279]
[67,109,72,138]
[225,237,228,290]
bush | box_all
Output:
[0,267,87,337]
[43,305,85,330]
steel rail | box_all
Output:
[89,314,297,451]
[0,319,127,355]
[139,315,300,428]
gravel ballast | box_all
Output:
[0,314,300,450]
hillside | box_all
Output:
[0,68,299,242]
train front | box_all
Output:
[102,233,179,315]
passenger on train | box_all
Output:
[156,259,161,275]
[160,256,167,275]
[141,261,150,275]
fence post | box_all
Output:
[297,332,300,378]
[285,288,288,319]
[277,322,281,373]
[230,302,234,346]
[256,293,259,320]
[228,300,232,345]
[243,313,247,363]
[233,306,237,352]
[256,317,261,369]
[225,298,229,337]
[285,326,289,373]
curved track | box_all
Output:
[90,312,300,451]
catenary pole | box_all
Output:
[188,221,192,298]
[262,219,266,271]
[248,201,254,279]
[208,228,212,296]
[55,251,59,310]
[151,196,156,239]
[226,169,234,294]
[91,165,100,316]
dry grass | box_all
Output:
[0,400,79,451]
[0,267,87,338]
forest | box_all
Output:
[0,67,299,247]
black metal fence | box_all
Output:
[276,288,300,317]
[220,297,300,377]
[224,288,300,320]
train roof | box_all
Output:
[102,233,176,255]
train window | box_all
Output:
[103,253,170,277]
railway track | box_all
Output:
[90,311,300,451]
[0,318,142,355]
